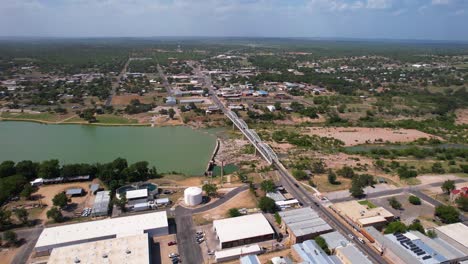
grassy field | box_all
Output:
[0,112,66,122]
[96,114,139,124]
[358,199,377,208]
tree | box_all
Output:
[435,205,460,224]
[258,197,277,213]
[38,159,60,179]
[426,229,437,238]
[408,195,421,205]
[46,207,64,223]
[455,196,468,212]
[388,197,402,210]
[292,170,308,180]
[274,212,281,224]
[384,221,407,234]
[228,208,241,217]
[337,166,355,179]
[114,193,127,212]
[274,102,282,111]
[202,184,218,197]
[52,192,68,209]
[0,209,12,230]
[20,184,35,200]
[81,108,97,122]
[408,221,425,234]
[15,160,38,180]
[3,230,18,246]
[311,161,326,174]
[441,180,455,194]
[349,181,364,198]
[328,170,337,184]
[431,162,445,174]
[314,236,331,255]
[0,161,16,177]
[260,180,276,193]
[168,108,176,119]
[14,208,28,225]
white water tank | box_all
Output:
[184,187,203,206]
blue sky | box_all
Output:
[0,0,467,40]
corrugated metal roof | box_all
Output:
[279,207,332,237]
[337,245,372,264]
[66,188,83,195]
[239,254,260,264]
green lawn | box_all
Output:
[1,112,61,122]
[96,114,138,124]
[358,200,377,208]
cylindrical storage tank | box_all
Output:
[184,187,203,206]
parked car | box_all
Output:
[348,234,354,240]
[358,237,365,244]
[197,238,205,244]
[168,241,177,246]
[207,250,215,256]
[169,253,179,258]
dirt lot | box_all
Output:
[0,247,20,264]
[193,190,258,225]
[369,193,436,227]
[33,181,96,221]
[111,93,157,105]
[455,108,468,125]
[308,127,437,146]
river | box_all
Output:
[0,122,217,175]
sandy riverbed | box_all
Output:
[308,127,437,146]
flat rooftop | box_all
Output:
[126,189,148,200]
[336,244,372,264]
[279,207,332,237]
[333,200,393,222]
[213,214,274,244]
[48,234,150,264]
[215,244,262,260]
[35,211,167,250]
[435,223,468,249]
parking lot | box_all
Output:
[196,224,217,263]
[152,234,179,264]
[369,193,435,225]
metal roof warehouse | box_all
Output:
[213,213,274,249]
[279,207,332,244]
[34,211,168,254]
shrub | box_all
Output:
[408,195,421,205]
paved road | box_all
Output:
[174,213,204,264]
[329,179,467,203]
[10,225,44,264]
[105,57,130,106]
[156,64,174,96]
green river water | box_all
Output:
[0,122,217,175]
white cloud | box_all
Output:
[367,0,392,9]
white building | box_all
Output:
[35,211,168,254]
[213,213,274,249]
[125,189,149,200]
[48,233,150,264]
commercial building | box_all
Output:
[335,244,372,264]
[332,200,394,229]
[266,191,286,202]
[434,223,468,255]
[215,245,263,262]
[279,207,333,244]
[48,233,150,264]
[364,226,467,264]
[126,189,149,200]
[275,199,300,210]
[213,213,274,249]
[35,211,168,254]
[240,254,261,264]
[320,231,349,252]
[65,188,84,197]
[291,240,337,264]
[90,183,101,195]
[91,191,111,217]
